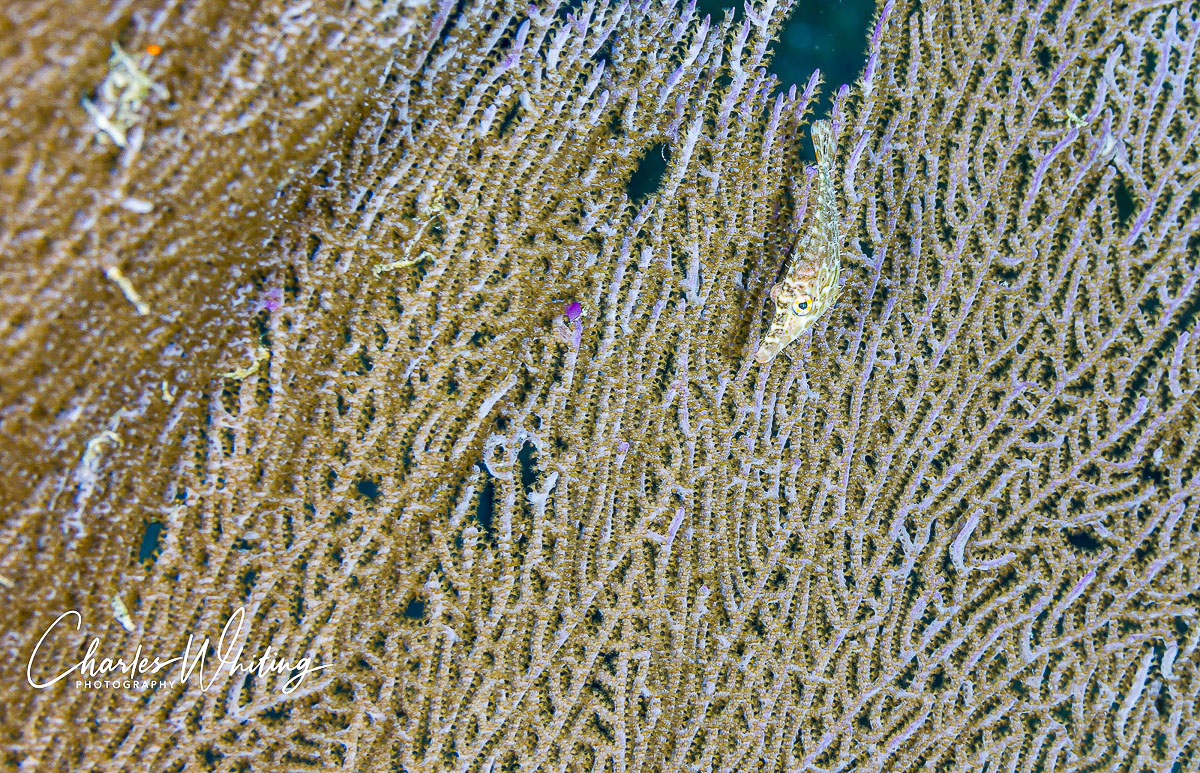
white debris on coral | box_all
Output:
[63,426,124,538]
[111,595,134,632]
[103,265,150,315]
[120,197,154,214]
[222,346,270,380]
[83,42,169,148]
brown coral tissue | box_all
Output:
[3,0,1200,769]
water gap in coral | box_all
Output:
[698,0,876,155]
[703,0,874,94]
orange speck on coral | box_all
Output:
[145,44,162,56]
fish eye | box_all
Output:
[791,295,812,315]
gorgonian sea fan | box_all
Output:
[0,0,1198,770]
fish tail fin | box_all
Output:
[811,120,835,165]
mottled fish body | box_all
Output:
[754,120,843,365]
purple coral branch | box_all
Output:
[1064,569,1096,607]
[666,507,685,548]
[794,69,820,121]
[872,0,894,48]
[501,20,530,69]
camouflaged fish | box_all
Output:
[754,120,842,364]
